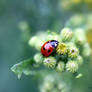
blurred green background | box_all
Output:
[0,0,92,92]
[0,0,63,92]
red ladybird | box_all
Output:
[41,40,59,57]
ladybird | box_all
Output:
[41,40,59,57]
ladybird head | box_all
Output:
[50,40,59,48]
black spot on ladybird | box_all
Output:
[48,49,50,52]
[43,47,45,50]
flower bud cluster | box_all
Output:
[29,27,91,76]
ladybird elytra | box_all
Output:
[41,40,59,57]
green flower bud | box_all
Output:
[74,28,87,46]
[66,60,78,73]
[43,57,56,69]
[82,43,91,57]
[40,88,46,92]
[56,62,65,72]
[43,81,54,91]
[56,43,67,55]
[28,36,38,47]
[46,34,54,41]
[68,44,79,59]
[34,53,43,64]
[43,75,55,91]
[66,15,84,28]
[58,83,65,91]
[53,34,62,42]
[46,33,62,42]
[58,82,69,92]
[76,55,83,66]
[60,28,73,42]
[35,39,45,50]
[29,36,45,50]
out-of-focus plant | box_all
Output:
[18,21,31,42]
[66,13,92,50]
[60,0,92,11]
[39,73,71,92]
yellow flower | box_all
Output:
[56,43,67,55]
[86,30,92,49]
[84,0,92,4]
[71,0,82,4]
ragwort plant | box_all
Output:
[11,26,91,92]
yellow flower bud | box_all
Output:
[56,43,67,55]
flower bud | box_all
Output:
[43,81,53,91]
[60,28,73,42]
[57,82,70,92]
[76,55,83,66]
[53,34,62,42]
[46,33,61,42]
[66,15,84,28]
[35,39,45,50]
[68,44,79,59]
[46,34,54,41]
[66,60,78,73]
[74,28,87,46]
[58,82,65,91]
[82,43,91,57]
[56,43,67,55]
[34,53,43,64]
[28,36,38,47]
[42,75,55,91]
[56,62,65,72]
[43,57,56,69]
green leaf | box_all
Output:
[11,58,34,79]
